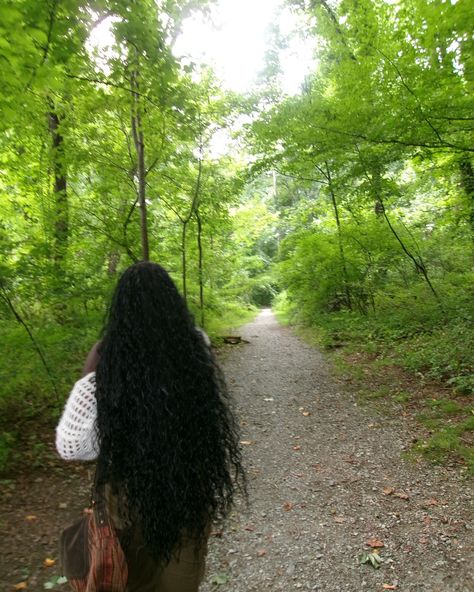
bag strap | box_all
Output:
[91,464,109,526]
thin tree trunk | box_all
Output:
[365,157,442,304]
[48,108,68,268]
[459,154,474,240]
[325,162,352,311]
[182,222,188,300]
[196,209,204,328]
[0,288,58,398]
[131,66,150,261]
[379,198,441,303]
[181,138,203,302]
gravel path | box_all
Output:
[1,309,472,592]
[202,310,474,592]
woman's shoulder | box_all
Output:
[196,327,211,348]
[71,371,96,398]
[82,341,101,376]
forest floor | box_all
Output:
[1,310,473,592]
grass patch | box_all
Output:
[357,386,392,401]
[416,417,474,472]
[393,391,411,403]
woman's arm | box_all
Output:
[56,342,101,461]
[82,341,101,376]
[55,372,99,461]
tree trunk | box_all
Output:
[182,221,188,301]
[131,67,150,261]
[107,251,121,275]
[48,108,68,269]
[181,139,203,303]
[379,194,442,304]
[459,154,474,238]
[196,210,205,328]
[325,162,352,311]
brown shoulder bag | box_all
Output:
[59,475,128,592]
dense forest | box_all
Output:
[0,0,473,472]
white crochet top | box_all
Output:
[56,372,99,461]
[56,329,211,461]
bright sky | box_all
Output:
[90,0,315,96]
[89,1,315,158]
[174,0,315,94]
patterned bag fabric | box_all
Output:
[60,486,128,592]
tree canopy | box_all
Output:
[0,0,473,471]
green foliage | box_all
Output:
[257,0,474,417]
[0,0,275,473]
[1,0,473,475]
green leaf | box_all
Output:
[358,552,383,569]
[43,575,67,589]
[210,572,229,585]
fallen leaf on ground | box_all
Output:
[382,585,397,590]
[394,491,409,500]
[244,524,255,531]
[302,411,311,416]
[367,538,384,548]
[211,530,223,537]
[43,558,56,567]
[43,576,68,590]
[283,501,294,511]
[383,487,395,496]
[358,551,383,569]
[25,515,37,521]
[210,573,228,585]
[257,548,267,557]
[13,583,27,590]
[292,445,301,451]
[240,441,252,446]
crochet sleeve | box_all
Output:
[196,327,211,348]
[56,372,99,461]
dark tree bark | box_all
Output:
[372,172,441,304]
[196,209,205,327]
[181,140,203,302]
[131,66,150,261]
[48,108,68,269]
[107,251,121,275]
[324,162,352,311]
[459,154,474,236]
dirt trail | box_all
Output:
[202,310,473,592]
[1,310,472,591]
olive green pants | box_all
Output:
[106,487,209,592]
[125,533,208,592]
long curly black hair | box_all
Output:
[95,262,245,562]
